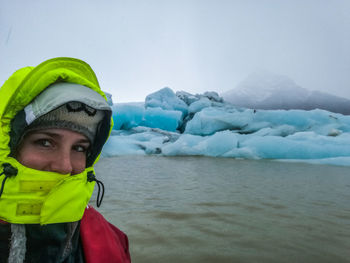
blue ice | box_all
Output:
[103,88,350,166]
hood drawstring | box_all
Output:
[87,171,105,207]
[0,163,18,198]
[9,224,26,263]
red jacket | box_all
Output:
[80,206,131,263]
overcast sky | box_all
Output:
[1,0,349,102]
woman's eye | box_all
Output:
[74,145,88,153]
[35,139,52,148]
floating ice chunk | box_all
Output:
[101,135,146,157]
[176,91,199,105]
[241,132,350,159]
[327,128,342,136]
[145,87,188,115]
[141,107,183,132]
[202,91,223,102]
[162,130,238,157]
[112,103,182,132]
[188,97,212,114]
[185,107,253,135]
[161,134,205,156]
[252,125,297,137]
[185,107,350,136]
[112,103,144,130]
[195,130,239,156]
[102,127,181,156]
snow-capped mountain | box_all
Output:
[222,71,350,115]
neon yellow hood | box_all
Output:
[0,57,113,225]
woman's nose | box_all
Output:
[50,150,73,174]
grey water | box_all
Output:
[93,156,350,263]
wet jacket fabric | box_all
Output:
[0,57,130,262]
[0,220,84,262]
[0,207,130,263]
[80,206,131,263]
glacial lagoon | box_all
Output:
[93,156,350,263]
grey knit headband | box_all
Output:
[10,82,111,154]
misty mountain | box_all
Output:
[221,71,350,115]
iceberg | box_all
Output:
[145,87,188,116]
[112,102,182,132]
[102,87,350,166]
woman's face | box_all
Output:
[16,129,90,175]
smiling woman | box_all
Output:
[0,57,130,263]
[16,129,90,175]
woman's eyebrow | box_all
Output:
[32,131,62,138]
[32,131,90,144]
[76,139,90,144]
